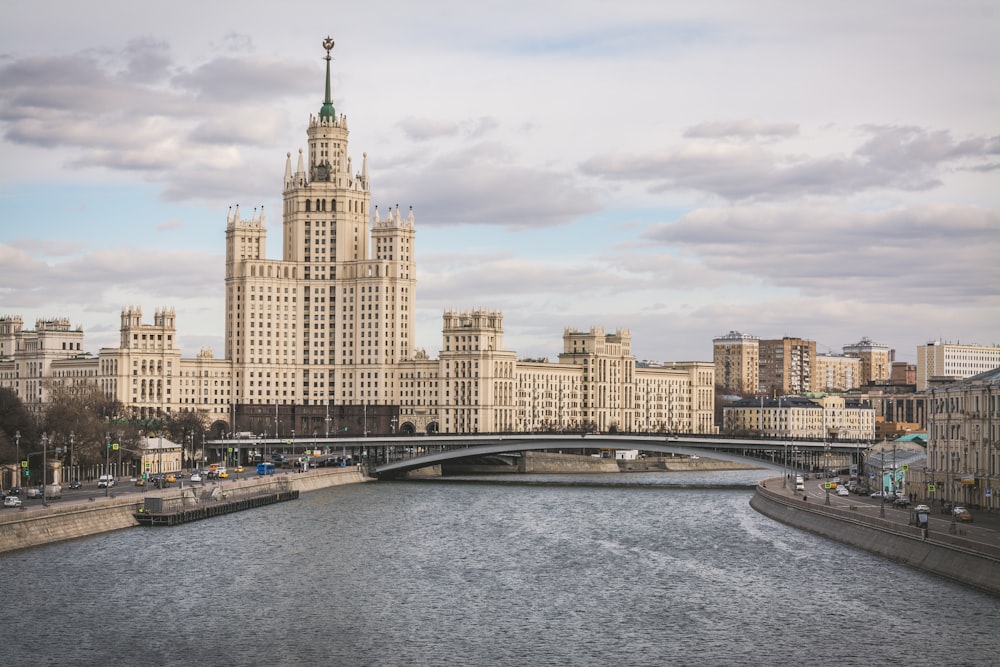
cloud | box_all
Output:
[642,203,1000,304]
[684,120,799,140]
[378,141,599,228]
[581,125,1000,201]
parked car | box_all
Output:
[3,495,22,508]
[953,506,973,522]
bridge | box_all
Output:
[206,433,871,479]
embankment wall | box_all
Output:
[751,484,1000,596]
[0,467,370,554]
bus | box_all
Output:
[257,462,276,475]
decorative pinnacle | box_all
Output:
[319,36,336,121]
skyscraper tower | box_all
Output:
[225,37,416,410]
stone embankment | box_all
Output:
[442,451,757,476]
[0,466,369,554]
[751,481,1000,596]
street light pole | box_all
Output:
[104,434,111,497]
[14,430,21,489]
[41,433,49,507]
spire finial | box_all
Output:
[319,36,336,121]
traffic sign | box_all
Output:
[112,443,120,450]
[901,463,909,471]
[927,484,936,493]
[20,460,28,468]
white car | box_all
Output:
[914,504,931,513]
[3,495,22,508]
[836,486,850,496]
[190,473,203,483]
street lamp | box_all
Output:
[104,434,111,497]
[14,430,21,489]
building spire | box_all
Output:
[319,36,336,121]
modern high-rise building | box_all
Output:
[0,39,716,438]
[712,331,759,395]
[916,341,1000,391]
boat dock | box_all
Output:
[134,489,299,527]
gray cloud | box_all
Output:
[642,203,1000,304]
[684,120,799,140]
[377,142,599,228]
[582,125,1000,201]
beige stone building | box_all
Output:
[722,395,875,440]
[910,368,1000,511]
[916,340,1000,391]
[813,353,861,392]
[713,331,759,394]
[1,40,715,439]
[842,336,890,386]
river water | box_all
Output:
[3,469,998,666]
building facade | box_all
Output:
[713,331,759,394]
[813,352,860,393]
[1,40,715,439]
[911,367,1000,511]
[916,341,1000,391]
[758,337,816,396]
[722,395,875,440]
[842,336,891,387]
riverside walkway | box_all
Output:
[753,476,1000,595]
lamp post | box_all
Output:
[15,430,21,489]
[104,434,111,497]
[68,431,74,484]
[782,441,788,489]
[41,433,48,505]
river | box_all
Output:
[3,469,998,666]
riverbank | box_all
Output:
[0,466,370,554]
[750,480,1000,596]
[440,451,759,476]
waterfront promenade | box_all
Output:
[0,465,370,553]
[752,476,1000,596]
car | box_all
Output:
[893,495,911,508]
[165,475,177,484]
[190,473,202,483]
[953,506,973,522]
[26,487,43,498]
[914,504,931,513]
[870,491,884,498]
[97,475,115,488]
[135,478,146,486]
[218,471,229,479]
[69,480,83,490]
[235,466,245,473]
[836,486,850,496]
[9,486,23,495]
[3,495,22,508]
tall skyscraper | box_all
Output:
[225,37,416,410]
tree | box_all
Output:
[0,387,37,463]
[41,381,120,466]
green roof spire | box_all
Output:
[319,36,336,121]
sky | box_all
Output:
[1,0,998,366]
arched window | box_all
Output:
[305,200,312,212]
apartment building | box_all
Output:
[713,331,759,394]
[758,337,816,396]
[917,341,1000,391]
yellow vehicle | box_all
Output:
[165,475,177,484]
[218,471,229,479]
[235,466,245,473]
